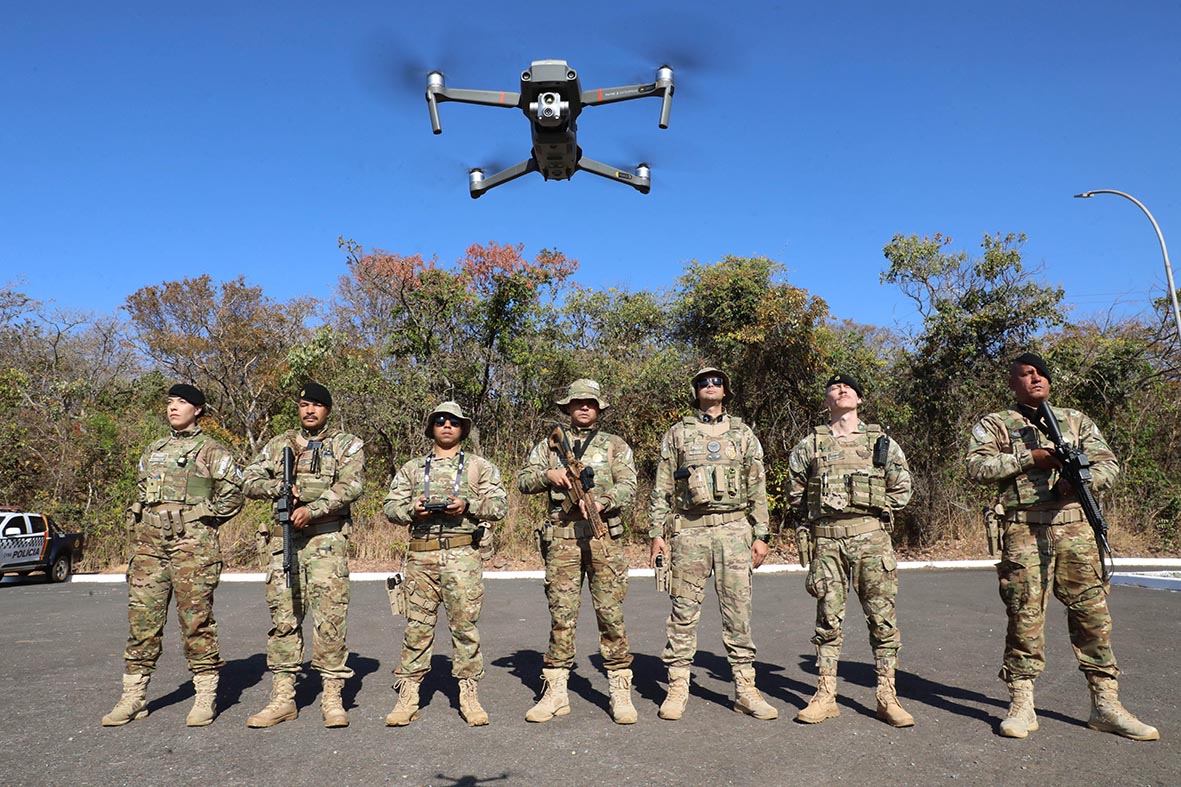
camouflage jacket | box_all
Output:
[786,422,911,523]
[965,404,1118,513]
[384,451,507,537]
[648,411,770,541]
[243,426,365,521]
[517,425,638,524]
[137,426,244,524]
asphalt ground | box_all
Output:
[2,568,1177,787]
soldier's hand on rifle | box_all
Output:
[650,536,669,567]
[445,496,468,516]
[1031,448,1062,471]
[578,498,603,521]
[546,468,572,489]
[751,538,769,569]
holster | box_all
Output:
[984,503,1004,556]
[654,554,670,594]
[794,526,813,568]
[386,573,407,617]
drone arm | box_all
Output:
[434,87,522,108]
[576,157,651,195]
[579,82,661,107]
[469,158,540,199]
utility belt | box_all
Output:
[140,503,207,538]
[810,514,884,539]
[668,509,744,535]
[1003,505,1086,526]
[281,516,348,538]
[408,534,474,552]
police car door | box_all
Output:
[1,513,45,571]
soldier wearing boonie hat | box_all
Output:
[242,383,365,729]
[518,379,639,724]
[649,367,777,722]
[103,383,243,729]
[383,400,507,727]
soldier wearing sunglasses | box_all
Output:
[649,367,777,722]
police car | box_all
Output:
[0,508,84,582]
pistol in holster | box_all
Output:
[386,573,407,617]
[983,503,1004,556]
[794,526,813,569]
[654,553,670,594]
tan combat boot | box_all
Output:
[999,678,1038,738]
[733,666,778,720]
[459,678,489,726]
[608,668,638,725]
[321,677,349,728]
[795,669,839,724]
[186,672,219,727]
[1086,675,1159,741]
[525,668,571,722]
[101,673,150,727]
[385,677,422,726]
[874,660,914,727]
[658,667,691,721]
[247,672,298,728]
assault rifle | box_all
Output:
[277,446,296,587]
[1035,401,1115,580]
[548,426,607,539]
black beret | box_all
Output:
[167,383,205,408]
[824,373,863,398]
[1012,352,1052,382]
[298,382,333,408]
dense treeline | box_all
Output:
[3,233,1178,570]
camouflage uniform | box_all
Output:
[786,422,911,672]
[384,450,507,681]
[243,425,364,679]
[966,404,1119,683]
[967,388,1157,741]
[125,426,243,675]
[649,412,769,668]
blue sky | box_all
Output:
[2,1,1178,331]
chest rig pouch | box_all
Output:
[144,435,212,505]
[806,425,889,518]
[293,435,339,503]
[675,416,748,512]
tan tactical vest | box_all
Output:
[992,406,1082,511]
[143,435,213,506]
[291,432,342,503]
[410,454,474,537]
[805,424,888,519]
[674,415,750,513]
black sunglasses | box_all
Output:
[694,376,724,389]
[433,415,461,427]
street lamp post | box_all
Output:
[1074,189,1181,345]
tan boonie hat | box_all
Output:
[689,366,731,406]
[425,400,472,439]
[554,378,610,411]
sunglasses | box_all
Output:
[433,415,462,427]
[694,376,724,389]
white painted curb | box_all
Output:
[64,557,1181,584]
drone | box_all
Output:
[424,59,674,198]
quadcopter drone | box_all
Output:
[424,59,674,198]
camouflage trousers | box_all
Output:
[805,524,900,671]
[997,520,1118,681]
[263,529,353,679]
[541,534,632,671]
[395,545,485,680]
[124,522,223,675]
[662,519,756,668]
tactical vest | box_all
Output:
[992,406,1082,511]
[546,430,616,510]
[290,431,343,503]
[143,433,213,506]
[674,415,750,513]
[805,424,888,519]
[410,453,474,537]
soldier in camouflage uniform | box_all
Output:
[383,401,507,727]
[786,373,914,727]
[648,367,777,721]
[518,379,639,724]
[242,383,365,729]
[966,353,1158,741]
[102,383,243,728]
